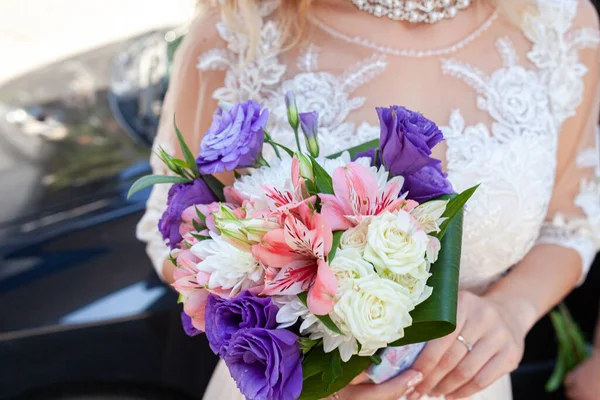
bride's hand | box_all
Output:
[407,291,527,400]
[330,369,423,400]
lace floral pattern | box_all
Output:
[195,0,600,291]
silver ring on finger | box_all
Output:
[457,335,473,352]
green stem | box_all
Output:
[293,126,302,152]
[264,130,281,159]
[266,139,295,158]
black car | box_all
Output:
[0,23,598,400]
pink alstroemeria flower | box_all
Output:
[320,162,417,231]
[261,156,316,223]
[252,202,337,315]
[172,250,211,331]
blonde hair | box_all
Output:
[199,0,534,57]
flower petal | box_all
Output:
[307,260,337,315]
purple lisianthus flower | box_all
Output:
[404,162,453,203]
[224,328,303,400]
[299,111,320,157]
[204,291,279,356]
[377,106,444,176]
[158,179,217,248]
[196,100,268,174]
[181,312,202,337]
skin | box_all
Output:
[158,1,597,398]
[564,310,600,400]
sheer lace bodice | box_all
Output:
[135,1,600,399]
[139,0,600,293]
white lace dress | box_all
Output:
[136,1,600,399]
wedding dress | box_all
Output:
[136,0,600,399]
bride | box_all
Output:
[137,0,600,399]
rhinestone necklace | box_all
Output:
[350,0,472,24]
[309,9,498,58]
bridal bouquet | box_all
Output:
[129,93,477,400]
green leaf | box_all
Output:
[127,175,190,199]
[192,219,203,232]
[299,337,320,354]
[309,156,334,194]
[322,351,343,392]
[305,179,318,196]
[173,116,201,178]
[299,349,372,400]
[301,347,330,380]
[389,205,464,346]
[267,139,295,158]
[202,174,226,202]
[327,231,343,265]
[191,233,211,241]
[297,293,344,335]
[327,139,380,160]
[195,206,207,225]
[436,185,479,239]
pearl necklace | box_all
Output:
[350,0,472,24]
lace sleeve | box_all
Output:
[136,11,223,280]
[536,5,600,283]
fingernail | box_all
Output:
[407,372,424,387]
[407,391,421,400]
[405,387,415,396]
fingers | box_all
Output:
[446,345,521,400]
[337,369,423,400]
[409,339,469,399]
[409,292,488,399]
[430,332,504,396]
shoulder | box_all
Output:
[532,0,599,28]
[173,8,224,74]
[574,0,600,28]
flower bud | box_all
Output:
[284,91,299,131]
[299,111,320,157]
[295,153,314,181]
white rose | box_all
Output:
[340,221,370,254]
[364,210,430,276]
[382,266,433,306]
[411,200,448,234]
[334,275,414,355]
[274,295,359,362]
[191,233,263,297]
[330,248,376,291]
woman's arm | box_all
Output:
[136,10,224,283]
[404,5,600,400]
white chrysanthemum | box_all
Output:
[273,295,359,362]
[191,233,263,297]
[364,210,430,276]
[233,156,295,210]
[330,248,376,290]
[334,275,414,355]
[339,221,371,254]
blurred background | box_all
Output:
[0,1,598,399]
